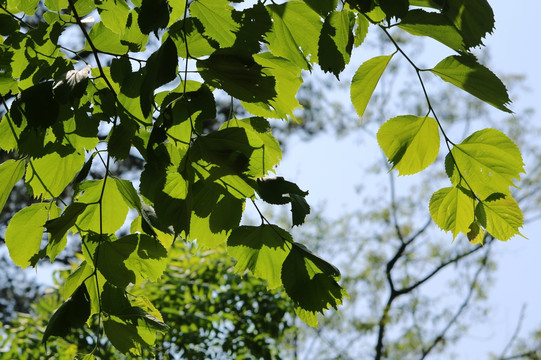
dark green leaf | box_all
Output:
[282,242,345,324]
[318,10,355,78]
[137,0,169,35]
[43,285,91,344]
[197,48,276,103]
[430,55,511,112]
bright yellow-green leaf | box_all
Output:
[0,159,26,213]
[266,1,323,70]
[76,179,129,234]
[98,0,130,35]
[448,128,524,199]
[26,151,85,199]
[44,0,67,11]
[5,202,50,268]
[377,115,440,175]
[476,195,524,241]
[429,186,475,239]
[242,53,303,120]
[85,22,129,55]
[189,0,239,47]
[227,225,291,289]
[351,54,393,118]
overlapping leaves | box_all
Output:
[0,0,524,355]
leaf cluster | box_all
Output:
[0,0,524,355]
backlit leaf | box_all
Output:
[266,1,323,70]
[430,55,511,112]
[429,186,475,239]
[5,202,49,268]
[0,159,26,213]
[318,10,355,78]
[377,115,440,175]
[351,54,394,118]
[76,179,129,234]
[447,128,524,199]
[282,242,345,325]
[43,285,91,344]
[476,195,524,241]
[227,225,291,289]
[189,0,239,47]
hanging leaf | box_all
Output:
[137,0,169,35]
[429,186,475,239]
[43,285,91,345]
[429,55,511,112]
[76,179,130,234]
[5,202,50,268]
[241,53,303,120]
[281,242,346,326]
[351,54,394,118]
[189,0,239,47]
[266,1,323,70]
[86,234,168,288]
[377,115,440,175]
[446,128,524,199]
[318,10,355,78]
[197,48,277,103]
[399,10,466,51]
[476,195,524,241]
[0,159,26,213]
[227,225,292,289]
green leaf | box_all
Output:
[189,0,239,47]
[104,308,167,355]
[241,53,303,120]
[447,128,524,199]
[429,55,511,112]
[189,191,244,248]
[43,285,91,344]
[10,81,59,129]
[44,0,67,11]
[318,10,355,78]
[45,203,66,262]
[46,202,88,246]
[227,225,292,289]
[266,1,323,70]
[26,151,85,199]
[429,186,475,239]
[442,0,494,49]
[197,48,277,104]
[353,13,369,47]
[377,115,440,175]
[137,0,169,35]
[281,242,345,324]
[140,37,178,117]
[167,18,216,58]
[5,202,50,268]
[85,22,129,55]
[221,117,282,177]
[476,195,524,241]
[98,0,130,35]
[257,176,308,205]
[351,54,394,118]
[62,260,93,300]
[76,179,130,234]
[0,159,26,213]
[379,0,409,18]
[399,9,466,51]
[304,0,337,16]
[91,234,168,287]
